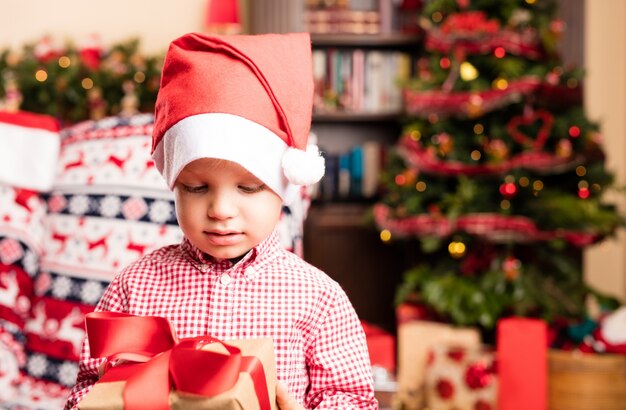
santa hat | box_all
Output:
[151,32,324,204]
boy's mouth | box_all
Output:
[204,230,243,245]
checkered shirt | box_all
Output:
[64,230,377,409]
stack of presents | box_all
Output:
[1,109,625,409]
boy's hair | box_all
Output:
[151,32,325,204]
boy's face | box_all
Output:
[173,158,283,260]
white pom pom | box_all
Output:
[282,145,325,185]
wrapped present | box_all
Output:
[396,320,481,410]
[361,321,396,373]
[424,344,497,410]
[497,318,547,410]
[78,312,277,410]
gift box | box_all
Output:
[78,312,277,410]
[396,320,481,410]
[424,344,497,410]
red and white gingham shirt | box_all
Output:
[65,231,377,409]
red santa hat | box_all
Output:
[151,32,324,203]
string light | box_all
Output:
[519,177,530,187]
[415,181,427,192]
[470,150,481,160]
[500,200,511,210]
[576,166,587,176]
[533,180,544,191]
[134,72,146,83]
[35,69,48,82]
[432,11,443,22]
[448,241,466,258]
[567,78,578,88]
[81,78,94,90]
[409,130,421,141]
[493,77,509,90]
[380,229,392,242]
[395,174,407,186]
[460,62,479,81]
[473,124,484,134]
[494,47,506,58]
[440,57,451,69]
[58,56,71,68]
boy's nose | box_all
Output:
[207,191,238,220]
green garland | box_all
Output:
[0,37,163,123]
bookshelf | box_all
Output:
[248,0,421,331]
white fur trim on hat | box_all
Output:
[152,113,305,203]
[282,145,325,185]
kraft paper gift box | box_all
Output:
[78,312,277,410]
[424,343,497,410]
[396,320,481,410]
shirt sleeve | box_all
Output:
[304,284,378,409]
[63,274,129,410]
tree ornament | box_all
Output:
[556,139,572,158]
[502,256,521,280]
[507,110,554,151]
[568,125,581,138]
[499,182,517,198]
[1,72,22,112]
[435,132,454,156]
[485,139,509,161]
[578,187,590,199]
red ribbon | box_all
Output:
[86,311,271,410]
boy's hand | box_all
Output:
[276,381,305,410]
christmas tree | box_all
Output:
[375,0,623,344]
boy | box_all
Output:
[65,32,377,409]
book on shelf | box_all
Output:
[314,141,386,202]
[304,0,401,34]
[312,48,411,115]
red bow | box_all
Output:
[86,311,271,410]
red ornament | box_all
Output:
[494,47,506,58]
[568,125,581,138]
[436,378,455,399]
[465,362,493,390]
[578,187,590,199]
[499,182,517,198]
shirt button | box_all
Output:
[199,264,209,273]
[220,273,232,286]
[245,266,257,279]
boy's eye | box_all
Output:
[182,184,207,193]
[238,184,265,194]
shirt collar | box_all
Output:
[182,230,283,278]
